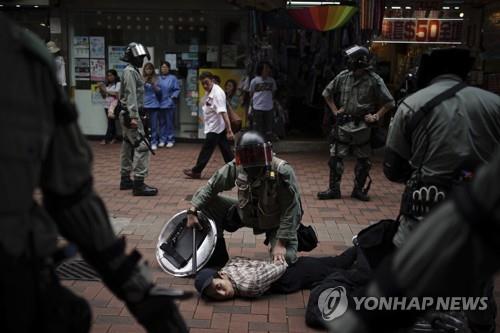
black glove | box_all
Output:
[127,286,192,333]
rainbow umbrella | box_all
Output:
[287,5,358,31]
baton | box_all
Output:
[192,227,197,275]
[137,131,156,155]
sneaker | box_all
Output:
[158,142,166,148]
[100,140,107,145]
[166,142,174,148]
[151,144,158,150]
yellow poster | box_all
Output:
[198,68,248,128]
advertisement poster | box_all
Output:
[90,59,106,82]
[206,45,218,63]
[73,36,90,58]
[197,68,247,138]
[108,46,127,76]
[164,53,177,70]
[90,36,105,58]
[91,83,105,105]
[75,58,90,80]
[221,45,237,67]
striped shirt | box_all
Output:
[221,257,287,297]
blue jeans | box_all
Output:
[159,107,176,144]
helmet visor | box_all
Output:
[235,143,273,168]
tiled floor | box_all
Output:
[63,141,499,333]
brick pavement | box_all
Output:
[65,141,499,333]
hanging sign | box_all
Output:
[375,18,463,44]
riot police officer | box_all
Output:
[383,48,500,247]
[318,45,395,201]
[119,42,158,196]
[382,47,500,333]
[328,148,500,333]
[0,15,187,333]
[186,131,302,266]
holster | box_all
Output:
[400,179,448,218]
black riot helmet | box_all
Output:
[416,48,474,89]
[121,42,151,68]
[235,131,273,178]
[344,45,371,71]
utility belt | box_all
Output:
[400,172,473,219]
[337,113,364,126]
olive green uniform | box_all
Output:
[191,157,302,264]
[323,69,394,158]
[321,69,394,196]
[119,64,150,180]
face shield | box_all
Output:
[235,142,273,169]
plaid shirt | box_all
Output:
[221,257,287,298]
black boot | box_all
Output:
[317,183,341,200]
[351,187,370,201]
[133,179,158,196]
[120,175,133,190]
[317,157,343,200]
[351,158,372,202]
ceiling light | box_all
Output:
[288,1,341,6]
[16,4,21,7]
[34,5,39,8]
[454,6,460,10]
[405,6,411,9]
[442,6,450,10]
[459,12,464,17]
[391,6,401,9]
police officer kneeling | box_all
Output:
[186,131,302,266]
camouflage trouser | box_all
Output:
[329,123,372,158]
[119,114,150,180]
[201,194,298,265]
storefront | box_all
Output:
[370,6,466,96]
[54,0,250,138]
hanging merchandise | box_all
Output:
[287,5,358,32]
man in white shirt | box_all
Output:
[249,61,277,141]
[184,71,234,179]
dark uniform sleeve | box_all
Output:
[41,119,119,253]
[383,102,414,182]
[276,163,302,240]
[373,74,395,107]
[322,74,340,99]
[191,162,237,210]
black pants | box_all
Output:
[104,108,117,142]
[192,130,234,173]
[252,109,274,142]
[271,247,358,294]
